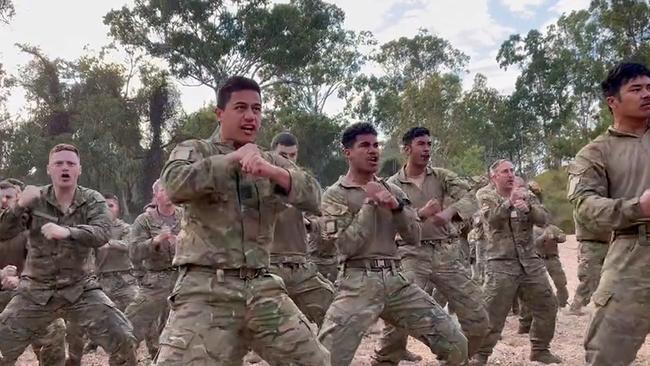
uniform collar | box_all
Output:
[337,175,380,189]
[395,164,433,184]
[607,125,649,138]
[43,185,86,213]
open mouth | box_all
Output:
[60,173,71,181]
[368,156,379,166]
[241,125,257,136]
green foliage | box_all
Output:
[533,169,574,233]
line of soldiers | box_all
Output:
[0,61,648,366]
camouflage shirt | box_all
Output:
[161,138,321,269]
[532,225,566,257]
[568,126,650,301]
[321,176,420,261]
[388,166,477,241]
[573,214,611,243]
[0,207,27,273]
[0,185,111,304]
[94,218,131,274]
[568,127,648,232]
[270,205,309,263]
[129,207,182,271]
[476,184,549,274]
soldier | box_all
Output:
[0,180,66,366]
[66,193,137,365]
[518,224,569,334]
[319,122,467,366]
[124,180,181,360]
[269,132,335,326]
[155,76,329,365]
[468,213,486,284]
[567,62,650,365]
[0,144,136,366]
[472,159,560,365]
[567,216,610,316]
[372,127,488,364]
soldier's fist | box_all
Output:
[418,199,441,219]
[513,199,530,213]
[0,265,17,280]
[640,189,650,217]
[18,185,41,209]
[364,182,398,210]
[228,143,261,165]
[41,223,71,240]
[1,276,19,290]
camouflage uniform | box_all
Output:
[67,218,137,365]
[568,127,650,365]
[0,185,136,366]
[518,225,569,331]
[307,216,339,282]
[468,215,486,284]
[0,230,66,366]
[319,176,468,366]
[475,184,557,360]
[124,207,182,359]
[374,167,488,362]
[155,138,329,366]
[569,218,610,312]
[270,206,335,327]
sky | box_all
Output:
[0,0,591,117]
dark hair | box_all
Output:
[0,180,16,190]
[271,132,298,149]
[217,76,261,109]
[6,178,24,190]
[103,193,118,202]
[341,122,378,148]
[601,62,650,98]
[402,127,430,146]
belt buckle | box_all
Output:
[640,225,650,246]
[376,259,385,268]
[239,268,251,279]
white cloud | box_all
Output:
[549,0,590,14]
[500,0,547,19]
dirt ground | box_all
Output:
[16,235,650,365]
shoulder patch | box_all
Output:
[169,145,193,161]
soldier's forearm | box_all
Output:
[393,207,420,245]
[68,225,111,248]
[162,156,235,203]
[282,170,321,215]
[337,203,375,257]
[574,195,644,231]
[0,207,27,241]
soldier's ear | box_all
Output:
[605,95,619,111]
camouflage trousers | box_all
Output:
[319,266,468,366]
[154,266,330,366]
[571,240,608,309]
[471,241,487,285]
[124,269,177,359]
[269,261,335,327]
[66,271,138,365]
[0,291,66,366]
[584,236,649,366]
[374,242,488,361]
[478,262,557,358]
[519,256,568,329]
[310,256,339,283]
[0,289,136,366]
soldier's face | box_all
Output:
[608,75,650,119]
[0,187,18,210]
[216,90,262,146]
[491,161,515,191]
[274,144,298,162]
[345,134,380,174]
[154,187,172,207]
[405,135,431,167]
[106,198,119,220]
[47,151,81,189]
